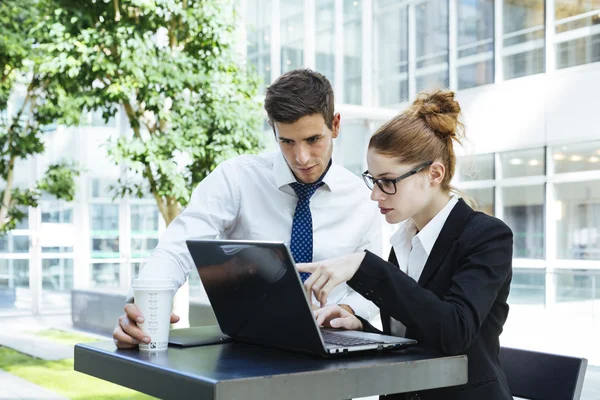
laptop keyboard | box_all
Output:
[321,330,383,347]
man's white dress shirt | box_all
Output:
[132,151,382,320]
[389,196,459,336]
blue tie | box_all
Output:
[290,181,324,282]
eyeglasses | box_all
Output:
[362,161,433,195]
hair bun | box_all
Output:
[411,90,461,139]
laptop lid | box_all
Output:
[186,239,328,356]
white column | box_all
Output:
[303,0,316,69]
[73,126,91,290]
[545,147,556,308]
[29,155,42,315]
[494,0,504,83]
[448,0,458,91]
[334,0,345,102]
[270,0,281,81]
[408,2,417,100]
[545,0,556,74]
[494,152,504,220]
[361,0,373,106]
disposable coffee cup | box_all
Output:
[132,279,176,351]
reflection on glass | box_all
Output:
[131,238,159,258]
[503,185,545,259]
[280,0,304,73]
[42,199,73,223]
[499,148,545,178]
[246,0,272,91]
[457,0,494,89]
[555,1,600,68]
[91,263,120,288]
[503,0,545,79]
[555,269,600,302]
[91,204,119,231]
[316,0,335,87]
[456,153,495,181]
[555,180,600,260]
[507,268,546,305]
[375,3,408,106]
[416,0,449,92]
[552,141,600,174]
[131,204,159,232]
[42,258,74,292]
[344,0,362,104]
[463,187,495,216]
[0,235,30,253]
[0,259,30,312]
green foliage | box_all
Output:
[36,162,81,202]
[0,0,81,235]
[39,0,264,223]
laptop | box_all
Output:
[186,239,416,357]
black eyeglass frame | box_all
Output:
[362,161,434,195]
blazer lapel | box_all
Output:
[417,199,473,287]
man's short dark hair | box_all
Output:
[264,69,335,130]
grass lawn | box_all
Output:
[0,329,156,400]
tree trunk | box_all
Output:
[0,156,16,231]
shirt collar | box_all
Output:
[416,195,460,255]
[389,195,460,255]
[273,152,343,192]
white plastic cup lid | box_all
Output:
[131,279,176,290]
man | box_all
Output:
[113,69,381,348]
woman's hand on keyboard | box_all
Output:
[314,304,363,331]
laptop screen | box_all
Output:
[187,240,326,354]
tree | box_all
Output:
[40,0,264,226]
[0,0,81,236]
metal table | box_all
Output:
[75,341,467,400]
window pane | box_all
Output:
[499,148,545,178]
[508,268,546,305]
[416,0,449,92]
[552,141,600,174]
[41,199,73,223]
[462,187,495,216]
[131,238,159,258]
[91,238,120,258]
[0,259,30,312]
[91,204,119,231]
[91,263,120,288]
[555,1,600,69]
[456,153,495,181]
[555,180,600,260]
[503,185,545,259]
[344,0,362,104]
[280,0,304,73]
[42,258,73,311]
[246,0,272,91]
[131,262,143,280]
[13,236,30,253]
[316,0,335,87]
[375,3,408,106]
[42,258,73,292]
[457,0,494,89]
[503,0,545,80]
[555,269,600,303]
[131,204,159,233]
[90,178,114,198]
[334,121,368,176]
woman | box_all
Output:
[299,90,513,400]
